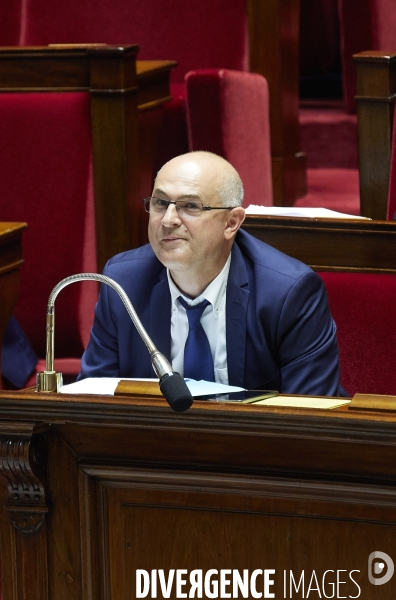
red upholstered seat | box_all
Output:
[318,272,396,396]
[0,92,98,380]
[185,69,273,207]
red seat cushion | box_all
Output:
[319,272,396,396]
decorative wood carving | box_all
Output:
[0,424,48,534]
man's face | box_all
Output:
[148,157,233,277]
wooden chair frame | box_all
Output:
[0,45,175,270]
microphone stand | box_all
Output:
[36,273,193,412]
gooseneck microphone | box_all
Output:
[36,273,193,412]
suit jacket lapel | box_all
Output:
[226,243,249,387]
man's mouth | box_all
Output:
[161,235,185,242]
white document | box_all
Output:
[60,377,245,397]
[245,205,370,220]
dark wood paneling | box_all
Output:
[354,51,396,220]
[243,215,396,272]
[1,390,396,598]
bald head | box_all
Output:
[149,151,246,297]
[155,152,244,208]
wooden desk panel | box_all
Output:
[243,215,396,272]
[0,390,396,599]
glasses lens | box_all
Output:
[147,197,204,217]
[177,200,203,216]
[150,197,169,212]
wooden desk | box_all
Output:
[0,223,26,389]
[0,390,396,598]
[0,46,176,269]
[243,215,396,272]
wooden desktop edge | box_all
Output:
[16,383,396,415]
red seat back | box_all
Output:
[186,69,273,207]
[20,0,248,84]
[319,271,396,396]
[0,0,22,44]
[0,92,97,358]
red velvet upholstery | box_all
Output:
[0,92,97,375]
[387,104,396,220]
[0,0,23,44]
[294,168,360,214]
[319,272,396,396]
[20,0,248,84]
[185,69,273,207]
[18,0,249,169]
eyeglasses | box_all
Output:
[143,196,234,218]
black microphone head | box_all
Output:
[160,372,193,412]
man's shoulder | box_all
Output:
[103,244,165,288]
[235,229,313,282]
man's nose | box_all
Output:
[161,203,182,227]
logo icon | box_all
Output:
[368,551,394,585]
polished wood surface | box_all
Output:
[354,50,396,220]
[247,0,307,205]
[0,223,26,390]
[243,215,396,272]
[0,45,175,269]
[1,389,396,598]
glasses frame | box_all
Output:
[143,196,235,216]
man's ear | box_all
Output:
[224,207,245,240]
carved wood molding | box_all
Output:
[0,423,48,533]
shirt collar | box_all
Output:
[167,254,231,317]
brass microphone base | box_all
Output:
[36,371,63,393]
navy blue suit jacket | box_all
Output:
[79,229,342,395]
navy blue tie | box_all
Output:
[178,297,215,382]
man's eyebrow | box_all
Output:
[152,189,202,201]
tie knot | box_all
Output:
[178,297,211,329]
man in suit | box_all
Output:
[79,151,343,395]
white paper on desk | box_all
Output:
[60,377,245,397]
[245,205,371,220]
[60,377,155,395]
[184,379,245,396]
